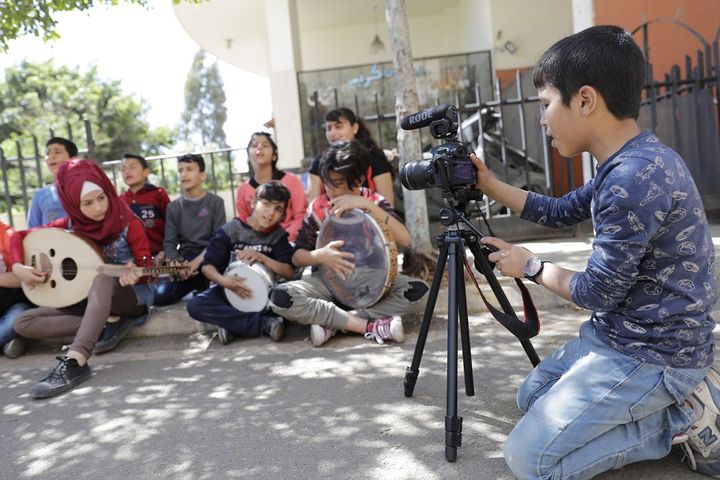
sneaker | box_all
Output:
[30,356,92,399]
[310,324,336,347]
[3,337,27,359]
[261,315,285,342]
[133,307,151,326]
[95,316,136,354]
[680,368,720,477]
[364,315,405,344]
[217,327,235,345]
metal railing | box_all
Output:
[3,20,718,227]
[0,140,256,228]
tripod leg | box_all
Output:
[457,248,474,397]
[445,241,462,462]
[404,242,448,398]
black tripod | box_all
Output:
[403,203,541,462]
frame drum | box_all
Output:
[316,208,397,308]
[224,261,275,312]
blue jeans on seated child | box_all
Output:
[186,285,266,337]
[0,302,32,346]
[504,320,707,480]
[153,274,209,306]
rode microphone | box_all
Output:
[400,104,456,131]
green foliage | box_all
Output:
[0,1,208,52]
[0,60,177,163]
[0,1,145,51]
[181,49,228,148]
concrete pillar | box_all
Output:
[572,0,596,182]
[265,0,304,169]
[572,0,595,33]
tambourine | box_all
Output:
[224,261,275,312]
[316,208,397,308]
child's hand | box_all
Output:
[316,240,355,279]
[187,257,202,278]
[235,248,266,266]
[119,262,140,286]
[482,237,534,279]
[11,263,46,289]
[329,195,374,217]
[169,259,192,280]
[470,152,495,192]
[221,275,253,299]
[153,251,166,267]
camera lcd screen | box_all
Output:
[453,160,475,183]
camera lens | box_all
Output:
[400,159,435,190]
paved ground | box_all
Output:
[1,225,719,479]
[1,310,716,479]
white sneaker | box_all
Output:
[364,315,404,344]
[310,325,336,347]
[680,367,720,477]
[3,337,27,358]
[217,327,235,345]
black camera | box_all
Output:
[399,104,477,191]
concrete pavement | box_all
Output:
[1,224,719,479]
[0,308,712,480]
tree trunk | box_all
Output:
[385,0,433,256]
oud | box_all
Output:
[22,228,185,308]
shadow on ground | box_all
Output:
[0,308,710,480]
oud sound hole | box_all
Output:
[49,249,56,257]
[61,258,78,281]
[50,280,56,288]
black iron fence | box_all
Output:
[3,20,718,228]
[304,20,720,221]
[633,19,720,216]
[0,123,254,228]
[0,121,95,228]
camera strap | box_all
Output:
[463,256,540,341]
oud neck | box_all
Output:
[97,264,182,277]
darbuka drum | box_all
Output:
[224,261,275,312]
[316,208,398,308]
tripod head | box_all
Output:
[438,187,485,226]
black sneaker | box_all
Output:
[261,315,285,342]
[95,316,136,354]
[217,327,235,345]
[31,356,92,399]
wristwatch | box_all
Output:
[523,256,548,284]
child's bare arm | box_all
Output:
[0,271,21,288]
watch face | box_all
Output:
[523,256,542,277]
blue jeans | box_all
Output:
[153,275,209,307]
[0,302,32,346]
[504,320,707,480]
[186,285,266,337]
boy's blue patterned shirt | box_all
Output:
[522,131,716,368]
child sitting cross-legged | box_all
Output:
[187,180,295,344]
[155,153,226,306]
[269,141,429,347]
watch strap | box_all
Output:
[527,260,550,284]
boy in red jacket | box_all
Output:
[120,153,170,262]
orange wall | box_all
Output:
[593,0,720,80]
